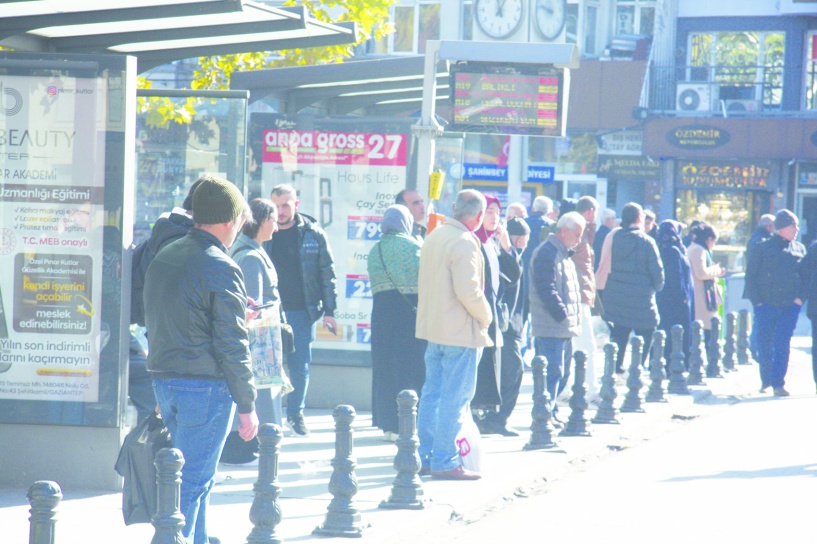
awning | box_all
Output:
[0,0,357,72]
[232,55,451,116]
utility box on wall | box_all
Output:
[0,52,136,490]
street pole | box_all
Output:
[412,40,444,202]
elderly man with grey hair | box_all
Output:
[529,211,586,422]
[416,189,493,480]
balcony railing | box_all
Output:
[645,64,800,117]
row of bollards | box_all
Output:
[27,310,755,543]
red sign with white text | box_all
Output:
[263,130,407,166]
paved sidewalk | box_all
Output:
[1,329,812,544]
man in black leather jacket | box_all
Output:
[744,209,806,397]
[145,175,258,544]
[264,183,338,436]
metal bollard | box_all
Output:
[591,343,620,424]
[667,324,691,395]
[687,320,707,386]
[706,316,723,378]
[380,389,425,510]
[524,356,559,450]
[560,351,591,437]
[313,405,366,537]
[620,336,645,413]
[646,330,668,402]
[27,480,61,544]
[151,448,185,544]
[737,309,753,365]
[722,312,737,372]
[247,423,284,544]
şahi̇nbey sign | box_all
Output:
[0,74,107,403]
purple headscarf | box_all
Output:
[474,194,501,243]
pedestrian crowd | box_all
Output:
[126,174,817,541]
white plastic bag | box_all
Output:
[456,406,483,473]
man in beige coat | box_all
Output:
[416,189,492,480]
[571,196,599,401]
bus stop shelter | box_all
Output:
[0,0,357,490]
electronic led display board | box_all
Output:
[448,62,567,137]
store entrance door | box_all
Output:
[561,175,608,210]
[796,192,817,247]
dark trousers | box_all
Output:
[484,332,525,425]
[609,324,654,370]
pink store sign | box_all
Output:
[263,130,407,167]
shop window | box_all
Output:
[462,1,474,41]
[675,189,767,271]
[367,1,441,55]
[584,4,599,55]
[418,2,441,54]
[614,0,655,37]
[393,6,416,53]
[686,31,784,110]
[565,3,580,46]
[806,33,817,110]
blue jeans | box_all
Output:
[417,342,482,472]
[750,307,760,359]
[153,379,235,544]
[755,303,801,389]
[534,336,572,412]
[284,310,315,419]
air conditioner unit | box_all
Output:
[676,83,713,112]
[723,99,760,113]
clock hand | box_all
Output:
[538,4,554,17]
[496,0,506,17]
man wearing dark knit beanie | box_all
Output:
[144,174,258,544]
[745,208,806,397]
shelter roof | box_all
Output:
[232,55,451,116]
[0,0,357,72]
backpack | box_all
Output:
[130,214,192,326]
[129,240,151,326]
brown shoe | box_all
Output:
[418,466,431,477]
[430,465,481,480]
[773,387,790,397]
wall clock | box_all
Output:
[534,0,567,41]
[474,0,525,39]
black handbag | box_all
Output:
[496,300,510,333]
[703,279,719,312]
[280,321,295,354]
[114,413,172,525]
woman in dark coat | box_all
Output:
[601,202,665,373]
[656,220,694,369]
[367,205,425,441]
[471,195,521,413]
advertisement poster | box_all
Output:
[261,128,408,351]
[0,74,107,402]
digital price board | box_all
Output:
[448,62,567,137]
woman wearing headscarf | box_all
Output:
[367,205,425,441]
[471,195,521,425]
[656,220,694,369]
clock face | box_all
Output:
[534,0,567,41]
[474,0,525,39]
